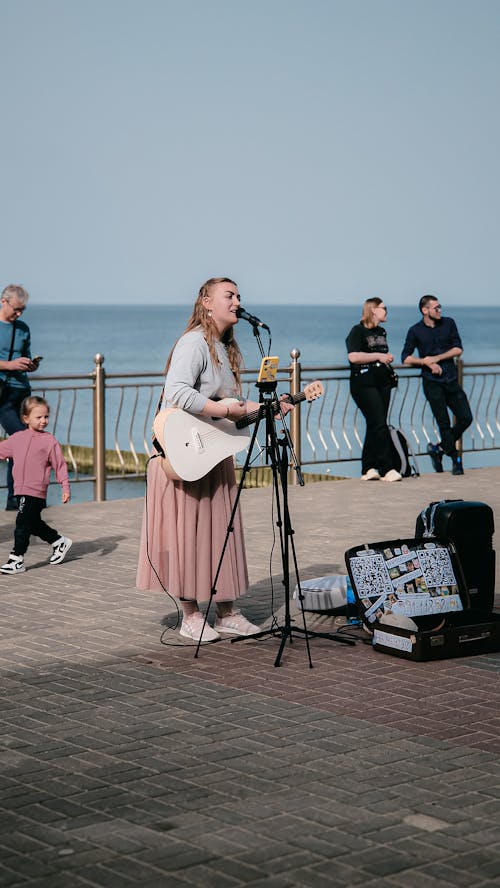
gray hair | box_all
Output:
[1,284,29,305]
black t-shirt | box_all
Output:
[401,316,462,383]
[346,323,391,386]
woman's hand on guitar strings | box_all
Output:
[273,394,295,420]
[226,399,248,421]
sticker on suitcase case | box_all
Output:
[347,540,464,624]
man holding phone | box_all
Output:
[0,285,42,510]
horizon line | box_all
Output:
[30,302,498,309]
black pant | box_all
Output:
[14,496,60,556]
[422,378,473,457]
[0,388,29,500]
[350,382,396,475]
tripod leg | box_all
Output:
[243,412,355,664]
[230,391,355,665]
[234,405,314,667]
[272,431,314,668]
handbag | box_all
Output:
[0,322,17,404]
[386,364,399,389]
[352,361,399,388]
[369,361,399,388]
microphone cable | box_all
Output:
[142,453,183,645]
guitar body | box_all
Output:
[153,403,251,482]
[153,381,324,483]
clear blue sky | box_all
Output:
[2,0,499,306]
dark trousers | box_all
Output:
[14,496,60,556]
[0,388,28,501]
[350,382,395,475]
[422,378,473,457]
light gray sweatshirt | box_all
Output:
[163,330,238,414]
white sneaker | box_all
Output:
[382,469,402,482]
[49,536,73,564]
[361,468,380,481]
[214,610,261,637]
[179,612,220,643]
[1,554,26,574]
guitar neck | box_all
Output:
[235,391,306,430]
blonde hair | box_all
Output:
[360,297,384,329]
[21,395,49,419]
[165,277,242,387]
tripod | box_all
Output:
[195,379,355,666]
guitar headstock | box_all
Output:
[303,380,324,401]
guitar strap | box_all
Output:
[153,388,164,418]
[152,436,165,456]
[151,388,166,457]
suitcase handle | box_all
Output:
[458,631,491,643]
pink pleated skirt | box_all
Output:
[136,455,249,603]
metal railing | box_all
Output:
[3,352,499,500]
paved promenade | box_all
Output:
[1,467,500,887]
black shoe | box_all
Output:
[452,457,464,476]
[5,497,19,512]
[427,443,443,473]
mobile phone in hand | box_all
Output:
[31,356,43,368]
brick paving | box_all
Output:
[0,467,499,887]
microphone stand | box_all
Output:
[250,320,267,359]
[194,323,354,666]
[230,381,354,666]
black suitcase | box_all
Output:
[415,500,495,612]
[345,537,500,661]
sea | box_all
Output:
[2,303,499,504]
[18,303,500,377]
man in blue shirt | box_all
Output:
[0,285,39,509]
[401,295,472,475]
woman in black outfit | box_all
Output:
[346,298,401,482]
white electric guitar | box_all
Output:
[153,381,324,482]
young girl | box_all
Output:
[0,396,72,574]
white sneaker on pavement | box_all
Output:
[214,611,261,637]
[382,469,403,482]
[50,537,73,565]
[1,554,26,574]
[179,612,220,643]
[361,468,380,481]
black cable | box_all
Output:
[142,454,183,644]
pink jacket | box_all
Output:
[0,429,70,498]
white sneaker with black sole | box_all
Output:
[1,554,26,574]
[50,536,73,565]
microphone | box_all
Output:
[236,306,270,331]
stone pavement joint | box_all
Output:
[0,467,500,886]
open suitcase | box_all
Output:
[415,499,495,612]
[345,536,500,661]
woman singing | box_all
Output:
[346,298,401,482]
[137,277,293,643]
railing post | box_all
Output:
[93,354,106,502]
[289,349,302,484]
